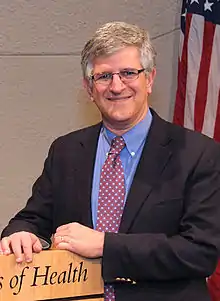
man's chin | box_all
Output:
[105,114,134,127]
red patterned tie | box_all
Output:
[96,136,126,301]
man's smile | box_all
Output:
[106,95,132,101]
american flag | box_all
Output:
[173,0,220,141]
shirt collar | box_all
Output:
[102,109,152,157]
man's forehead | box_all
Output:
[92,47,142,71]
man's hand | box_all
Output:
[54,222,104,258]
[0,232,42,263]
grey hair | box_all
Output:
[81,21,156,79]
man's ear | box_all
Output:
[146,68,156,95]
[83,78,94,101]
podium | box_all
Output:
[0,250,104,301]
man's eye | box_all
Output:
[121,70,136,77]
[96,73,112,81]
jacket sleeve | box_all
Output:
[102,140,220,282]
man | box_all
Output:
[1,21,220,301]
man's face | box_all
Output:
[84,46,156,131]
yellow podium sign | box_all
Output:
[0,250,104,301]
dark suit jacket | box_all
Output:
[2,109,220,301]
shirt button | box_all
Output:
[131,152,135,157]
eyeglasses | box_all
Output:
[90,68,145,85]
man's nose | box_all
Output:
[109,74,126,93]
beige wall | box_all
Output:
[0,0,181,231]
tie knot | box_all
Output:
[109,136,125,155]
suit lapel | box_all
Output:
[119,111,173,233]
[73,123,102,228]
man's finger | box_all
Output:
[53,234,70,247]
[55,241,75,253]
[20,235,34,263]
[0,241,4,255]
[56,223,71,232]
[9,235,24,263]
[1,237,12,255]
[32,235,42,253]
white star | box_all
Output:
[204,0,214,11]
[190,0,199,4]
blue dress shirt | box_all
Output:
[92,109,152,229]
